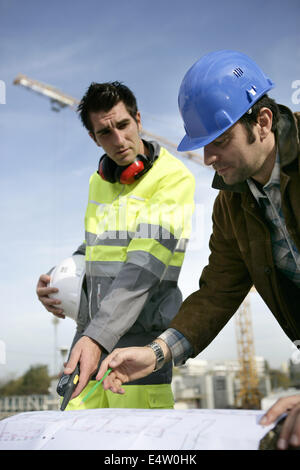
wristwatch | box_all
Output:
[147,341,165,371]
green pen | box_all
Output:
[80,368,113,405]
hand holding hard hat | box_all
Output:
[36,273,65,318]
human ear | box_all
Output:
[135,111,142,132]
[257,108,273,139]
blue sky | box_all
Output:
[0,0,300,380]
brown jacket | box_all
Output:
[171,105,300,357]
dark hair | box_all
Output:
[239,94,280,144]
[77,81,138,134]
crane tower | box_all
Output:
[235,289,261,409]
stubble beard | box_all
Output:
[221,165,254,186]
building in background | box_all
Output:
[172,357,272,410]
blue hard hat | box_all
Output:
[177,50,275,151]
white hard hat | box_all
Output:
[48,255,85,321]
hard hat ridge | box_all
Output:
[177,50,275,151]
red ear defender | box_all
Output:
[119,159,145,184]
[97,152,152,184]
[98,159,108,181]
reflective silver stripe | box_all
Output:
[85,231,134,247]
[128,195,145,201]
[135,223,178,252]
[86,257,181,281]
[126,250,166,279]
[88,200,107,207]
[86,260,124,278]
[86,225,181,252]
[175,238,189,253]
[127,251,181,280]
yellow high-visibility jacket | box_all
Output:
[73,140,195,385]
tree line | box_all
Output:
[0,365,51,396]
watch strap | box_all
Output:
[147,341,165,371]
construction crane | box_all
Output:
[13,74,203,165]
[13,74,78,112]
[13,74,261,408]
[235,288,261,409]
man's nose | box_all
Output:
[204,147,218,167]
[112,129,125,146]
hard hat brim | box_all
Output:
[177,130,224,151]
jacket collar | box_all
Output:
[143,139,161,163]
[211,104,300,193]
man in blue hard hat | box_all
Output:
[96,50,300,449]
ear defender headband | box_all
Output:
[98,153,153,185]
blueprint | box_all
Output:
[0,408,275,450]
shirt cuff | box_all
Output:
[158,328,193,366]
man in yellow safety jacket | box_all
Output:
[36,81,195,409]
